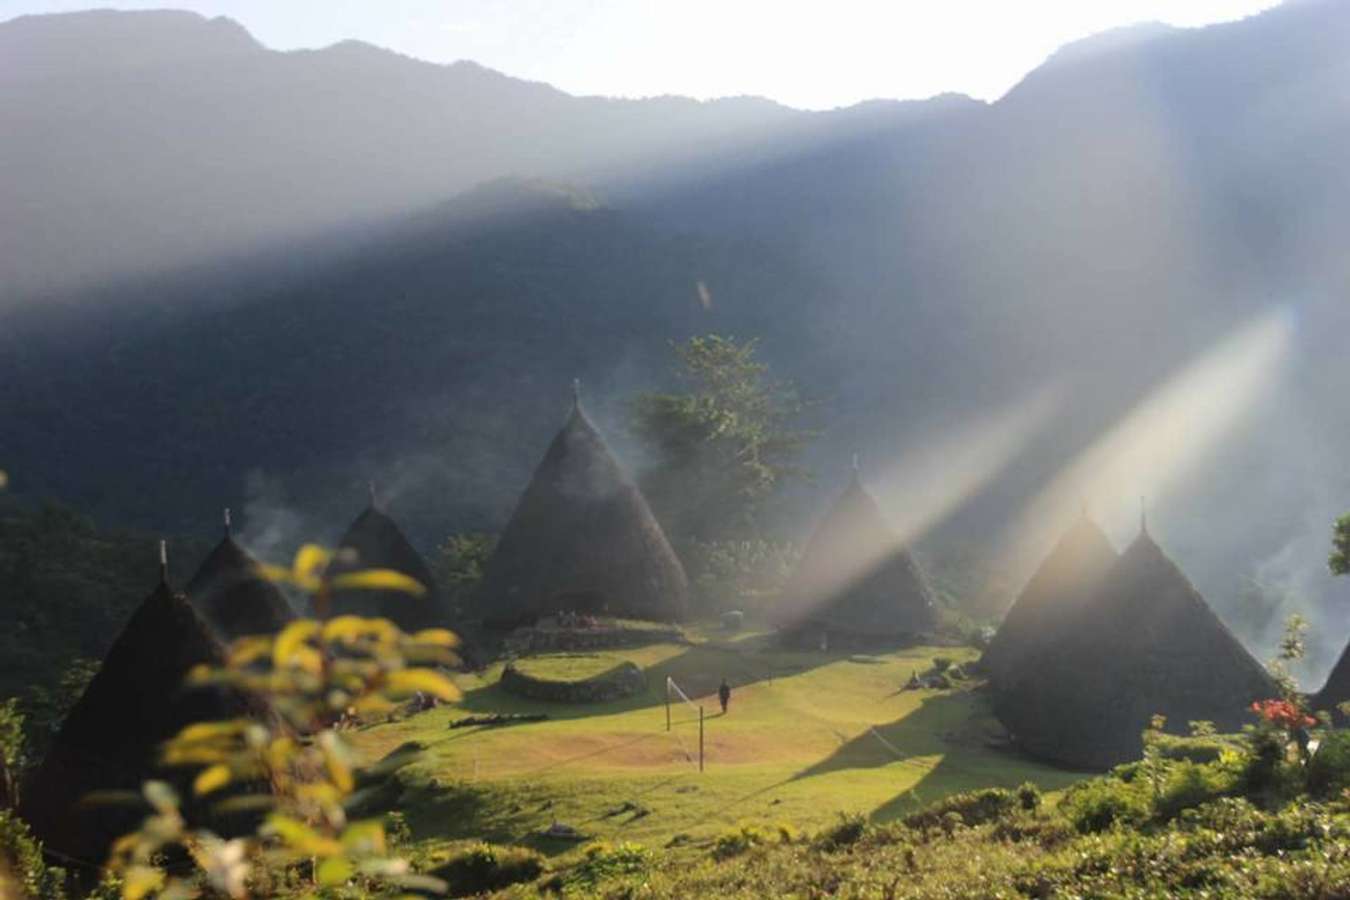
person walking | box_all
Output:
[718,678,731,715]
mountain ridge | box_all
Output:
[2,1,1349,678]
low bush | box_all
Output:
[1154,759,1240,821]
[1242,725,1292,796]
[431,842,545,897]
[1308,730,1350,799]
[815,812,867,850]
[1059,777,1151,833]
[712,822,798,860]
[902,787,1019,831]
[1150,732,1236,764]
[562,841,651,888]
[0,810,67,900]
[1016,781,1042,812]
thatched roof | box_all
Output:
[982,513,1118,685]
[20,572,274,868]
[994,529,1278,769]
[778,471,936,640]
[327,502,450,633]
[475,401,688,626]
[186,517,293,642]
[1313,640,1350,721]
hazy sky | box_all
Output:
[4,1,1283,107]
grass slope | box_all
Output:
[351,632,1082,858]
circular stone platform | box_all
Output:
[500,655,648,703]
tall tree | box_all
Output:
[1331,514,1350,576]
[630,335,813,541]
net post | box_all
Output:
[699,705,705,773]
[665,677,671,732]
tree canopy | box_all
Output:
[1331,514,1350,576]
[629,335,813,541]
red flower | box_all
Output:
[1251,699,1316,730]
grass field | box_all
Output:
[350,630,1084,860]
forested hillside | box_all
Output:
[2,0,1349,675]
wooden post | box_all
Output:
[699,705,705,773]
[665,678,671,732]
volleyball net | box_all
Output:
[664,675,705,771]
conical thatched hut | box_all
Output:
[20,552,275,868]
[475,396,688,627]
[1312,641,1350,722]
[186,510,294,642]
[995,526,1278,769]
[327,496,450,633]
[982,512,1118,685]
[778,468,936,646]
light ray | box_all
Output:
[996,307,1293,589]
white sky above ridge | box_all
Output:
[2,1,1283,109]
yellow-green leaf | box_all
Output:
[330,569,427,597]
[286,644,324,676]
[225,635,273,667]
[273,620,321,668]
[174,719,252,743]
[318,731,355,793]
[264,814,341,857]
[193,764,233,796]
[351,694,397,716]
[384,669,460,701]
[210,794,276,815]
[142,780,179,814]
[320,614,371,643]
[316,855,355,887]
[410,628,460,648]
[123,864,166,900]
[293,544,332,580]
[108,831,142,859]
[339,820,387,855]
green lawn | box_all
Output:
[351,632,1083,859]
[509,654,633,682]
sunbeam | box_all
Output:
[995,307,1295,587]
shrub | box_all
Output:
[564,841,651,888]
[990,814,1074,849]
[1308,731,1350,798]
[902,788,1019,831]
[0,810,67,900]
[712,822,797,860]
[1016,781,1042,812]
[431,842,545,897]
[1155,760,1238,821]
[681,539,800,617]
[816,812,867,850]
[1242,725,1300,799]
[1150,732,1235,765]
[1059,778,1150,833]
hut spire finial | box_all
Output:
[223,507,232,537]
[159,539,168,582]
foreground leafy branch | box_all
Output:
[106,545,460,899]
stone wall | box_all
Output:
[503,625,684,655]
[500,660,648,703]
